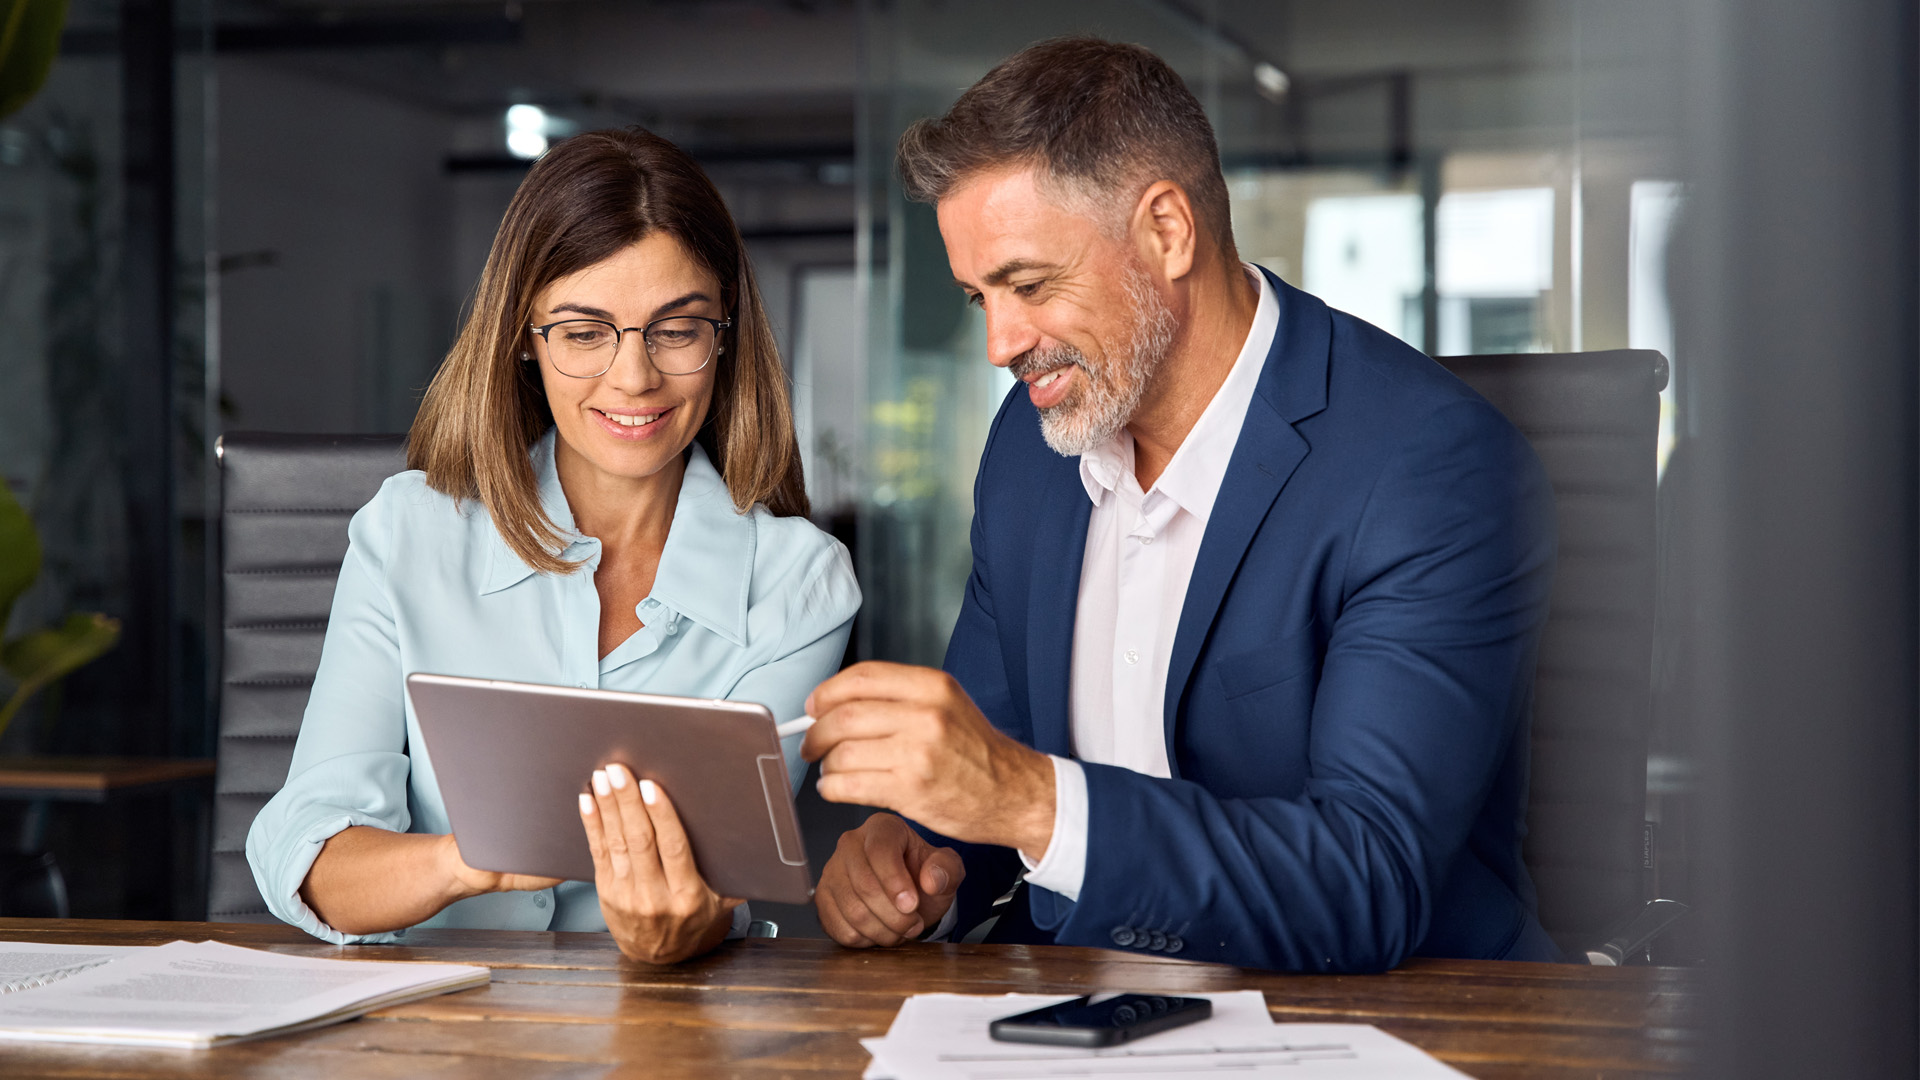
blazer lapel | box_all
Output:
[1161,271,1333,772]
[1026,460,1092,758]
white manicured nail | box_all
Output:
[608,765,629,790]
[579,793,594,815]
[639,779,657,806]
[592,770,610,796]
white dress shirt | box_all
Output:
[1021,265,1280,902]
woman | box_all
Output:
[246,128,859,964]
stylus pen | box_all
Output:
[775,715,818,739]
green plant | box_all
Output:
[0,482,117,743]
[0,0,65,120]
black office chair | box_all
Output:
[209,433,408,922]
[1437,348,1678,963]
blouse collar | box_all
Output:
[480,429,755,647]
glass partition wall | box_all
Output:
[857,1,1244,666]
[853,0,1683,660]
[852,0,1693,960]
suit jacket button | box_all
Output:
[1165,935,1184,954]
[1148,930,1168,952]
[1111,926,1137,947]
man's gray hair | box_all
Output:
[896,37,1236,257]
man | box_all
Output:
[801,37,1559,972]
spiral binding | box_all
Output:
[0,958,114,995]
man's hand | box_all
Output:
[802,661,1056,857]
[815,812,964,947]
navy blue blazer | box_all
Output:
[930,269,1560,972]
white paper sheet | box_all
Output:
[0,939,489,1048]
[861,991,1470,1079]
[0,942,138,993]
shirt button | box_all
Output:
[534,895,548,909]
[1124,650,1139,666]
[576,682,589,689]
[1140,535,1154,545]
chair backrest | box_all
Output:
[1436,349,1667,951]
[210,433,408,922]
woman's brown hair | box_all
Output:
[409,127,808,575]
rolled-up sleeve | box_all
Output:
[245,487,413,944]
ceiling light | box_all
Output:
[506,128,548,160]
[1254,62,1291,102]
[505,104,551,159]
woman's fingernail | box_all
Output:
[639,779,657,805]
[579,793,594,815]
[608,765,629,790]
[592,770,610,796]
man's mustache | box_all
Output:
[1009,345,1091,383]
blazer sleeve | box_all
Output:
[912,397,1027,933]
[244,484,412,945]
[1035,398,1556,972]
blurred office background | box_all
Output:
[0,2,1911,1076]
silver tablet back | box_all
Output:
[406,673,812,905]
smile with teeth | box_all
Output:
[1033,369,1069,389]
[597,409,665,427]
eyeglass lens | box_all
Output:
[543,317,718,376]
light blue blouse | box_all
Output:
[246,430,860,944]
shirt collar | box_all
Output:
[481,431,755,647]
[647,442,754,647]
[1076,264,1281,523]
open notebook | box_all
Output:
[0,939,488,1048]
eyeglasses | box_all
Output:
[528,315,731,378]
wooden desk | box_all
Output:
[0,757,216,803]
[0,919,1694,1079]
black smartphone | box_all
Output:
[988,993,1213,1048]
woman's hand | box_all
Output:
[301,828,561,937]
[439,833,565,898]
[580,764,741,964]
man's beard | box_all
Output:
[1009,265,1179,458]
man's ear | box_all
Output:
[1132,180,1197,282]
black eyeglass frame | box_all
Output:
[527,315,733,378]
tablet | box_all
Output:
[405,673,812,904]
